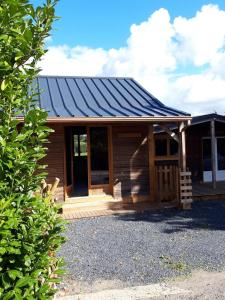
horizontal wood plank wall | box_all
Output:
[112,125,150,202]
[186,122,225,182]
[41,124,65,202]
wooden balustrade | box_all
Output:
[155,164,179,202]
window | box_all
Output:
[90,127,109,185]
[202,138,211,171]
[155,137,178,157]
[155,139,167,156]
[217,138,225,170]
[170,139,178,156]
[74,134,87,157]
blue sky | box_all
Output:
[34,1,225,115]
[33,0,225,49]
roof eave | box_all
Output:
[17,116,192,123]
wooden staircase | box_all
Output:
[63,195,120,213]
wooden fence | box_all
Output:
[155,164,179,202]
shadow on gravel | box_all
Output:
[116,200,225,233]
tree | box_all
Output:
[0,0,65,298]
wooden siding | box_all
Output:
[112,125,150,201]
[186,121,225,182]
[41,124,65,201]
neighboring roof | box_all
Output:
[154,113,225,134]
[34,76,190,119]
[191,113,225,125]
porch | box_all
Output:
[193,181,225,200]
[57,121,192,217]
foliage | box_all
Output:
[0,0,66,299]
[160,255,187,271]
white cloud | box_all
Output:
[39,4,225,115]
[173,5,225,66]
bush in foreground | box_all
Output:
[0,1,65,298]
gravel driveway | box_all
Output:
[58,200,225,294]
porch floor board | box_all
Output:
[193,181,225,200]
[62,201,178,220]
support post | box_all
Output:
[178,122,186,171]
[148,124,155,202]
[211,119,217,189]
[179,121,192,209]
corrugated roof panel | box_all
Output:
[38,77,58,116]
[100,78,143,116]
[90,78,129,116]
[74,78,103,116]
[48,78,73,117]
[35,76,190,118]
[56,78,85,117]
[127,79,162,106]
[94,79,132,116]
[83,78,118,116]
[82,78,116,116]
[66,78,99,117]
[125,80,170,117]
[112,78,165,116]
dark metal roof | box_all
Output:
[34,76,190,118]
[191,113,225,125]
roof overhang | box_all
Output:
[17,116,192,123]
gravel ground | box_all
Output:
[58,200,225,293]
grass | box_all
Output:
[160,255,187,271]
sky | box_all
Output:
[33,0,225,115]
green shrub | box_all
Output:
[0,1,66,298]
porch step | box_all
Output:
[62,196,178,216]
[65,195,114,204]
[62,197,124,213]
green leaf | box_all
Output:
[2,290,15,300]
[7,270,22,280]
[15,277,31,288]
[1,79,7,91]
[0,0,65,297]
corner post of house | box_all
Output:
[148,123,155,202]
[210,119,217,189]
[179,121,192,210]
[178,121,186,172]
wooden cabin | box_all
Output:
[185,114,225,198]
[156,113,225,200]
[30,76,192,214]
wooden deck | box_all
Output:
[193,181,225,200]
[61,181,225,220]
[62,196,178,220]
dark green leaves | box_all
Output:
[0,1,65,299]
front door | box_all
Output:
[65,126,88,197]
[202,137,225,182]
[65,126,112,198]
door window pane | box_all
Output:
[217,138,225,170]
[203,139,211,171]
[74,134,87,157]
[90,127,109,185]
